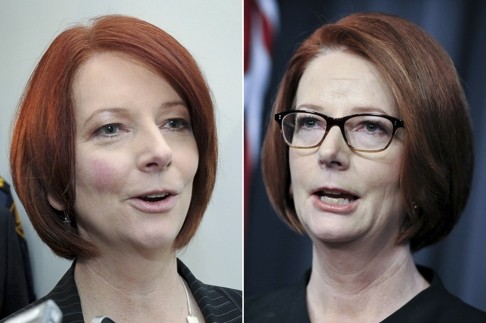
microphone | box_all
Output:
[4,300,62,323]
[91,317,115,323]
[2,299,117,323]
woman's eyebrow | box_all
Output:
[82,107,130,127]
[82,100,187,126]
[295,104,390,115]
[158,100,187,111]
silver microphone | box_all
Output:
[90,317,115,323]
[4,300,62,323]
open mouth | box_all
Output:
[315,190,359,205]
[137,193,170,202]
[129,191,177,213]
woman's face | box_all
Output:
[289,50,405,248]
[71,52,198,254]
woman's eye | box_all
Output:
[296,116,323,130]
[358,121,389,136]
[162,118,191,131]
[302,118,316,127]
[94,123,123,137]
[364,122,380,132]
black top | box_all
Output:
[3,259,242,323]
[245,266,486,322]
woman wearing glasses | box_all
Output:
[246,12,486,322]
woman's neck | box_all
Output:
[74,250,188,322]
[307,241,429,323]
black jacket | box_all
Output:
[0,206,30,319]
[4,259,242,323]
[246,266,486,322]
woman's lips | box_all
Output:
[128,194,177,213]
[311,189,359,214]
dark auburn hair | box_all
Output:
[262,12,473,251]
[10,15,217,259]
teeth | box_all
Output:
[322,190,340,196]
[320,195,352,205]
[144,193,168,198]
[138,193,170,202]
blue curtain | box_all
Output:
[245,0,486,312]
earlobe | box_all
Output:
[47,194,64,211]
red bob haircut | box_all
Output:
[10,15,217,259]
[262,12,473,251]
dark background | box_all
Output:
[245,0,486,312]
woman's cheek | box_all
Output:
[77,156,123,193]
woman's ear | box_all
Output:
[47,194,64,211]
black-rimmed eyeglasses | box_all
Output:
[275,110,404,152]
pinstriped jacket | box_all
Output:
[5,259,241,323]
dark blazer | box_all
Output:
[0,207,30,320]
[3,259,241,323]
[246,266,486,323]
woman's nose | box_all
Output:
[317,126,350,169]
[136,125,173,172]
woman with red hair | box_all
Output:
[8,15,241,322]
[246,12,485,322]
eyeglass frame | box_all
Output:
[274,110,405,152]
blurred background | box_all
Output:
[0,0,242,318]
[245,0,486,312]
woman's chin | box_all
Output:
[135,232,178,251]
[305,222,366,247]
